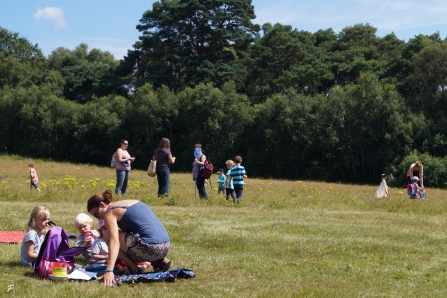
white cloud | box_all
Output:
[34,7,66,30]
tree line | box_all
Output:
[2,0,447,187]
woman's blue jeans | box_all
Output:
[115,169,130,195]
[156,168,170,197]
[195,176,208,199]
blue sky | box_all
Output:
[2,0,447,60]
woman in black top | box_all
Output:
[152,138,176,197]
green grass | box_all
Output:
[1,155,447,297]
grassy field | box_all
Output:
[1,154,447,297]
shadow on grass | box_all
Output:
[0,260,24,266]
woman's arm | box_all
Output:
[168,154,176,164]
[116,148,124,162]
[101,212,119,286]
[116,148,134,163]
[195,155,206,166]
[420,167,424,187]
[407,164,415,177]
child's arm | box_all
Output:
[91,240,108,260]
[91,253,108,261]
[25,241,38,261]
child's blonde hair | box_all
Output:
[74,213,93,226]
[225,160,235,166]
[26,206,50,232]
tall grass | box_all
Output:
[1,155,447,297]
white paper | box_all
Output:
[68,269,97,280]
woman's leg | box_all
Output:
[196,176,208,199]
[163,168,170,197]
[115,169,125,195]
[121,170,130,195]
[156,169,163,196]
[157,168,170,197]
[117,231,139,272]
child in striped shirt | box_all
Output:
[229,155,247,203]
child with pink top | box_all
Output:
[28,163,40,192]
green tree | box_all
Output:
[333,73,412,181]
[0,27,45,88]
[48,43,119,102]
[120,0,260,93]
[128,83,179,167]
[411,42,447,156]
[247,23,333,103]
[393,33,441,99]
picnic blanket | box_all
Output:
[114,268,196,285]
[0,231,26,243]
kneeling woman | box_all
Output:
[87,190,171,287]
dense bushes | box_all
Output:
[2,76,446,187]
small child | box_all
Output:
[28,163,40,192]
[217,168,226,195]
[91,222,109,264]
[20,206,50,265]
[225,160,236,202]
[374,174,389,198]
[74,213,99,263]
[409,176,423,199]
[229,155,247,203]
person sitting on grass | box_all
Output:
[91,222,109,264]
[87,189,171,287]
[74,213,99,263]
[20,206,50,266]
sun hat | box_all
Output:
[412,176,420,181]
[217,168,224,173]
[381,173,386,177]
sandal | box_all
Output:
[123,267,145,275]
[153,258,171,272]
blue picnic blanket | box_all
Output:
[114,268,196,285]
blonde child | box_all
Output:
[28,163,40,192]
[225,160,236,202]
[20,206,50,265]
[74,213,99,263]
